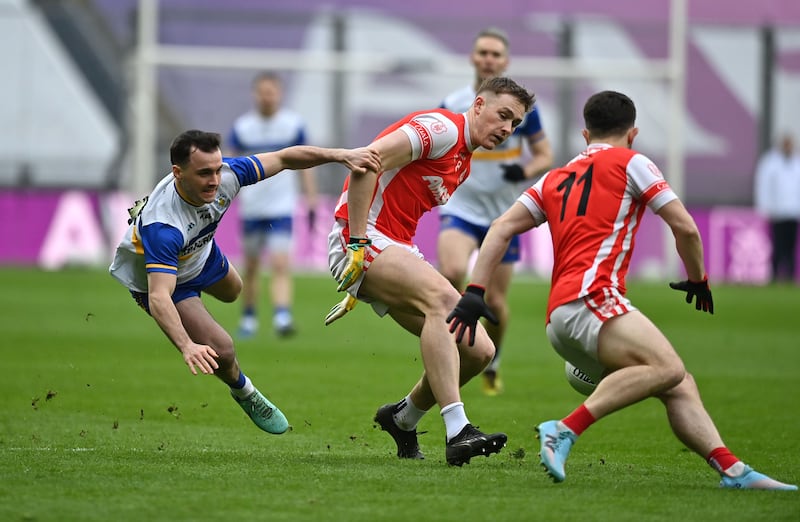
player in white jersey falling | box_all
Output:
[229,72,318,338]
[110,130,379,435]
[446,91,796,489]
[325,77,534,466]
[438,28,553,395]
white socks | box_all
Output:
[393,395,427,431]
[441,401,469,441]
[391,396,470,441]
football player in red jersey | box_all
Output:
[448,90,797,489]
[326,77,534,466]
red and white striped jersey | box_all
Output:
[334,109,474,244]
[517,144,677,321]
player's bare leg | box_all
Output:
[239,251,261,337]
[482,262,513,395]
[269,250,295,336]
[184,270,288,434]
[437,227,476,292]
[538,311,797,488]
[361,247,485,407]
[537,311,684,481]
[363,246,505,464]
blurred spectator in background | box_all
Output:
[754,132,800,283]
[228,71,319,338]
[438,27,553,395]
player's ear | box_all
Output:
[628,127,639,147]
[581,129,590,145]
[172,165,182,179]
[473,95,485,114]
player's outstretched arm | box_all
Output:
[255,146,381,178]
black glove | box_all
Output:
[446,284,499,345]
[669,277,714,314]
[501,164,526,183]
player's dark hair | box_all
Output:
[583,91,637,138]
[170,130,222,167]
[476,76,535,113]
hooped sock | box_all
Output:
[707,447,742,475]
[230,372,256,399]
[393,395,426,431]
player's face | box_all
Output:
[470,36,509,83]
[254,78,281,117]
[474,93,526,150]
[173,147,224,206]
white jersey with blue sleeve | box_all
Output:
[228,108,307,219]
[109,156,266,293]
[439,85,545,226]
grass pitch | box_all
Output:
[0,268,798,521]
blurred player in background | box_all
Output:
[109,130,379,436]
[447,91,797,490]
[754,132,800,283]
[229,72,319,338]
[326,77,535,466]
[438,28,554,395]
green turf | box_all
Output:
[0,267,798,521]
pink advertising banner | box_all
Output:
[0,190,789,285]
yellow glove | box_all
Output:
[336,237,371,292]
[324,294,358,326]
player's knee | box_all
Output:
[216,277,243,303]
[477,339,495,368]
[423,283,460,315]
[462,329,495,366]
[212,332,236,365]
[654,358,686,393]
[656,370,698,401]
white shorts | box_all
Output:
[545,288,637,384]
[327,219,425,316]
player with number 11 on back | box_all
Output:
[446,90,797,489]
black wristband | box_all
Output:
[348,236,371,246]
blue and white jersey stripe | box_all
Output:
[109,156,264,292]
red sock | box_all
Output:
[561,404,596,436]
[707,447,740,473]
